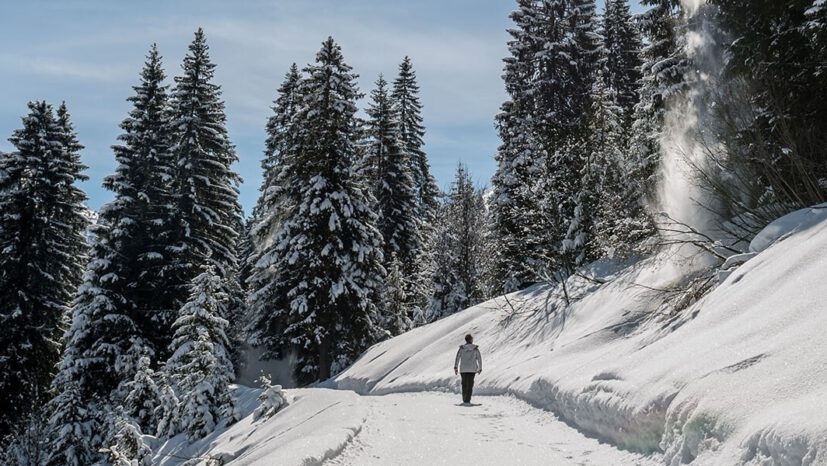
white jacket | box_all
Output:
[454,343,482,373]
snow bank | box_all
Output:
[154,386,365,466]
[334,207,827,465]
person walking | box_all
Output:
[454,334,482,404]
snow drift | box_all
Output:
[333,204,827,465]
[154,387,365,466]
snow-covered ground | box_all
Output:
[156,386,654,465]
[166,204,827,465]
[326,392,656,466]
[333,204,827,465]
[154,387,366,465]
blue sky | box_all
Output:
[0,0,643,213]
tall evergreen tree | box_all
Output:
[428,165,488,320]
[246,65,303,350]
[585,78,654,257]
[55,45,176,404]
[390,57,437,323]
[364,75,422,334]
[169,28,242,312]
[0,101,88,438]
[490,0,545,293]
[601,0,643,126]
[391,57,439,220]
[534,0,602,278]
[45,383,97,466]
[249,38,385,384]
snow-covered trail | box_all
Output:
[325,392,659,466]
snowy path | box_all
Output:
[325,392,659,466]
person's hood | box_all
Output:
[459,343,478,350]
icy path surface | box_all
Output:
[326,392,658,466]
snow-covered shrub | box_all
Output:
[0,407,50,466]
[101,412,152,466]
[45,382,99,466]
[122,354,161,431]
[154,371,180,439]
[253,373,289,421]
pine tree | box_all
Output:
[55,222,146,401]
[249,38,385,384]
[165,265,236,441]
[391,57,439,222]
[153,372,179,438]
[586,78,653,258]
[602,0,643,127]
[532,0,602,279]
[364,75,422,334]
[428,165,488,320]
[490,0,545,293]
[247,65,303,348]
[390,57,437,324]
[382,255,412,335]
[122,354,161,431]
[101,410,152,466]
[107,44,181,356]
[169,28,243,316]
[55,45,175,403]
[365,75,420,263]
[45,383,97,466]
[0,101,88,438]
[253,373,289,421]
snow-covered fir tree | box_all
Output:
[0,404,50,466]
[54,45,176,407]
[391,56,439,222]
[107,44,181,357]
[390,57,438,323]
[44,383,97,466]
[249,38,385,384]
[382,255,413,335]
[165,265,236,441]
[169,28,242,323]
[253,373,289,421]
[363,75,422,334]
[364,75,420,264]
[246,64,303,356]
[583,78,653,258]
[122,353,161,432]
[153,372,179,438]
[490,0,545,293]
[101,410,152,466]
[534,0,602,278]
[601,0,643,127]
[428,165,489,320]
[0,101,88,439]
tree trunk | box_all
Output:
[318,336,331,381]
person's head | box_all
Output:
[465,334,473,344]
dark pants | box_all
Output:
[460,372,476,403]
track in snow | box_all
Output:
[324,392,659,466]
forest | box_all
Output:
[1,0,826,464]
